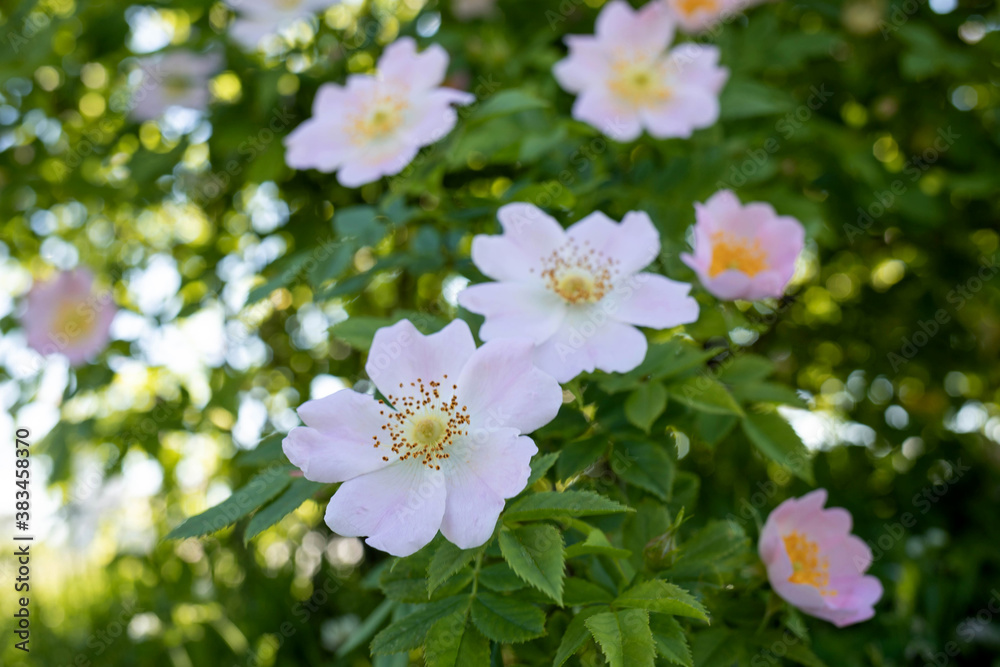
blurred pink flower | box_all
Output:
[227,0,339,50]
[284,37,474,187]
[459,203,699,383]
[22,268,116,367]
[759,489,883,627]
[283,319,562,556]
[131,51,222,121]
[664,0,740,34]
[552,0,728,141]
[681,189,804,300]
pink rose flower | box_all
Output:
[282,319,562,557]
[759,489,883,627]
[664,0,745,34]
[284,37,474,187]
[21,268,117,367]
[131,51,222,122]
[552,0,729,141]
[458,203,699,383]
[681,189,804,301]
[227,0,340,50]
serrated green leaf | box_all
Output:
[613,441,674,501]
[667,377,744,416]
[554,606,605,667]
[244,477,326,543]
[478,562,527,593]
[428,542,478,597]
[565,528,631,560]
[498,524,565,605]
[526,451,560,487]
[165,466,293,540]
[370,596,467,655]
[585,609,656,667]
[469,591,545,643]
[625,382,668,433]
[563,578,616,606]
[235,433,285,467]
[424,610,490,667]
[666,520,750,581]
[556,437,607,481]
[741,411,814,484]
[614,580,709,622]
[718,354,775,383]
[650,615,693,667]
[504,490,632,522]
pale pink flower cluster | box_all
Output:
[760,490,883,627]
[21,268,117,367]
[552,0,729,141]
[131,51,222,121]
[284,38,474,187]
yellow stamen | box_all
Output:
[608,62,672,107]
[373,375,470,470]
[783,531,838,597]
[535,239,618,304]
[677,0,719,16]
[52,301,96,343]
[708,231,769,277]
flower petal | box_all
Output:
[567,210,660,275]
[458,282,567,345]
[457,338,563,434]
[612,273,699,329]
[324,461,446,557]
[470,204,566,281]
[534,314,648,381]
[366,319,477,399]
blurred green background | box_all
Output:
[1,0,999,665]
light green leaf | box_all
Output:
[731,381,808,408]
[424,610,490,667]
[498,524,565,605]
[650,615,693,667]
[469,591,546,643]
[427,542,478,597]
[741,411,814,484]
[625,382,668,433]
[565,528,631,560]
[370,596,467,655]
[585,609,656,667]
[718,354,775,383]
[504,491,632,522]
[563,578,616,606]
[667,377,744,416]
[526,451,560,487]
[469,89,549,124]
[554,607,605,667]
[165,466,293,540]
[614,580,709,622]
[244,477,326,543]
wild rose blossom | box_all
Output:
[284,37,474,187]
[21,268,117,367]
[458,203,699,383]
[227,0,338,50]
[681,189,804,301]
[759,489,883,627]
[131,51,222,121]
[552,0,729,141]
[664,0,751,34]
[282,319,562,557]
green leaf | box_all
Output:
[719,79,796,119]
[428,542,478,597]
[424,610,491,667]
[165,466,293,540]
[554,606,605,667]
[614,580,709,622]
[370,596,467,655]
[504,491,632,522]
[336,599,396,657]
[526,451,560,487]
[469,89,549,124]
[244,477,326,543]
[565,528,631,560]
[469,591,546,643]
[650,615,692,667]
[334,205,388,246]
[731,381,808,408]
[666,521,749,581]
[563,578,616,606]
[478,562,527,593]
[556,437,607,481]
[695,413,738,446]
[625,382,668,433]
[585,609,656,667]
[613,441,674,501]
[667,377,744,417]
[717,354,774,383]
[498,524,565,605]
[691,629,746,667]
[741,411,814,484]
[235,432,285,467]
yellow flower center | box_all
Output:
[373,375,471,469]
[350,97,408,145]
[677,0,719,16]
[708,232,769,277]
[535,239,618,304]
[51,301,97,343]
[609,62,671,107]
[783,531,838,596]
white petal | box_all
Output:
[458,282,566,345]
[365,319,477,400]
[611,273,699,329]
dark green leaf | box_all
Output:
[741,411,814,484]
[498,524,565,605]
[244,477,326,543]
[504,491,632,522]
[469,591,546,643]
[614,580,709,622]
[585,609,656,667]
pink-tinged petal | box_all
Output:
[669,44,728,94]
[470,204,566,281]
[611,273,699,329]
[284,119,352,172]
[324,461,446,557]
[335,142,419,187]
[641,88,720,138]
[458,282,567,345]
[593,0,636,40]
[534,314,648,381]
[440,430,537,548]
[457,338,563,434]
[378,38,448,91]
[586,318,648,374]
[828,574,884,611]
[701,269,754,301]
[284,389,393,483]
[567,210,661,275]
[594,0,673,50]
[366,319,477,399]
[553,37,608,93]
[572,89,643,142]
[826,534,873,577]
